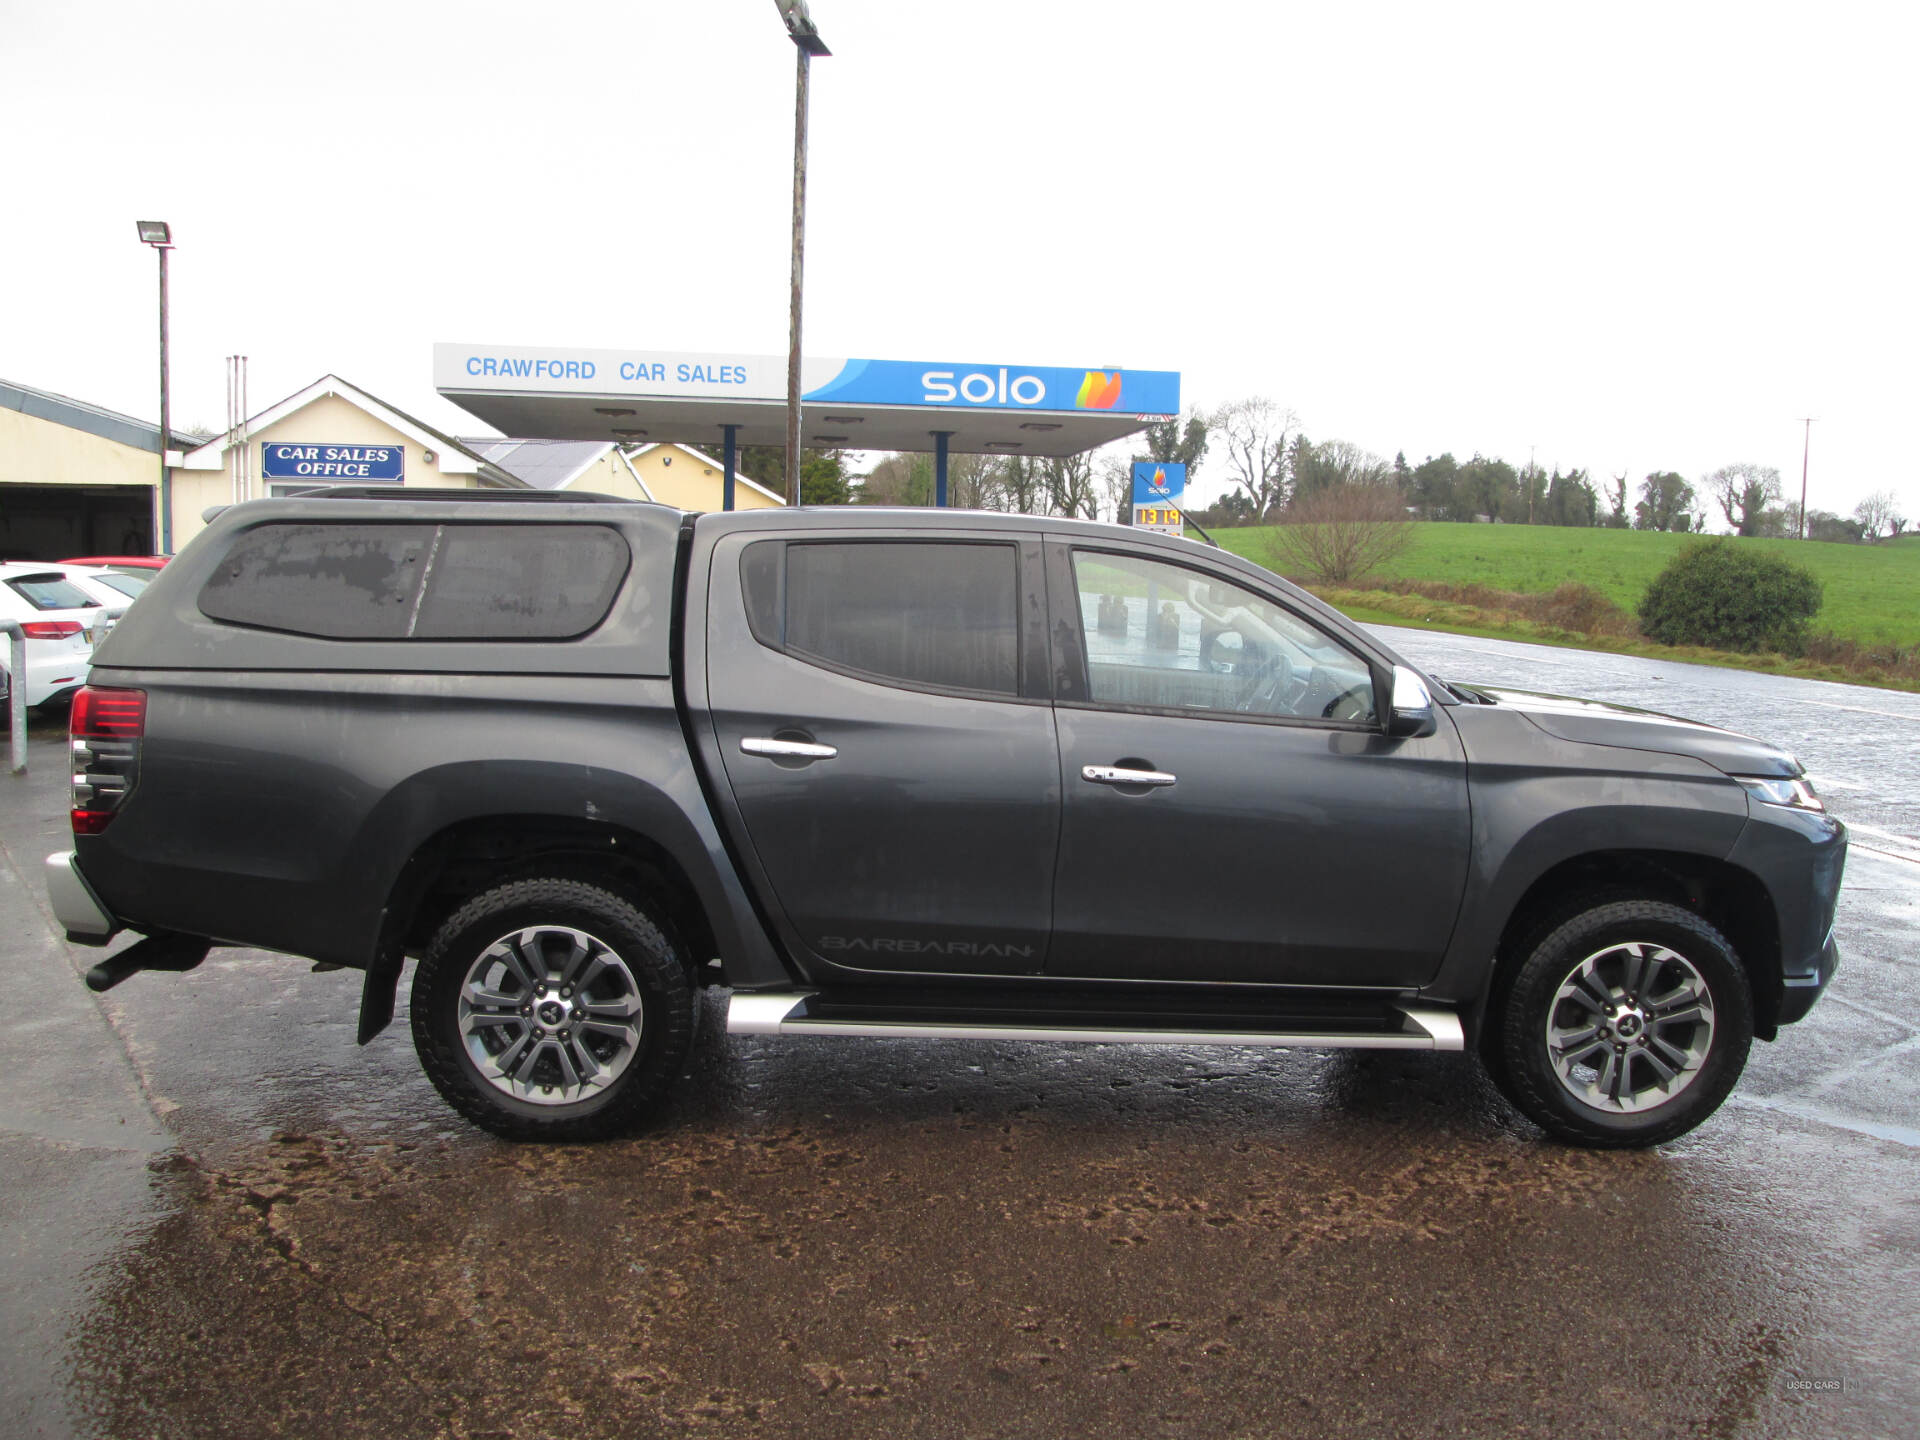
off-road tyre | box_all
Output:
[410,878,695,1142]
[1492,899,1753,1149]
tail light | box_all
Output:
[71,686,146,835]
[21,620,84,640]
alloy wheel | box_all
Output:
[457,925,645,1106]
[1544,940,1717,1115]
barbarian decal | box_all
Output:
[819,936,1036,959]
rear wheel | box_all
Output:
[1492,899,1752,1148]
[410,878,694,1141]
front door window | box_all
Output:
[1072,550,1377,725]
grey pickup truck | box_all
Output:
[47,491,1845,1147]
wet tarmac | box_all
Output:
[2,633,1917,1439]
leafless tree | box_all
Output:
[947,452,1006,510]
[1041,452,1100,520]
[1706,462,1782,537]
[1098,456,1134,524]
[853,453,920,506]
[1210,397,1296,520]
[1854,489,1899,540]
[854,452,1020,511]
[998,454,1047,516]
[1262,483,1415,584]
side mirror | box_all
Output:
[1385,665,1437,738]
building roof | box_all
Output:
[459,438,613,491]
[0,376,201,454]
[627,442,786,505]
[176,375,524,486]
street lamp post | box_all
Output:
[774,2,829,508]
[136,221,174,553]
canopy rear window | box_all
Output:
[198,522,631,641]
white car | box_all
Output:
[56,563,154,611]
[0,561,111,716]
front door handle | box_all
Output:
[741,737,838,761]
[1081,764,1176,788]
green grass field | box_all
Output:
[1212,523,1920,649]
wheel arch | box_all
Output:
[1476,849,1783,1049]
[358,813,721,1044]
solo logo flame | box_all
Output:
[1076,370,1123,409]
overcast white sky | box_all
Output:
[3,1,1915,519]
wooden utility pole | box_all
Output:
[777,3,830,508]
[1797,418,1815,539]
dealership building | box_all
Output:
[1,373,783,560]
[5,344,1177,559]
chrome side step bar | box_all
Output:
[727,991,1464,1052]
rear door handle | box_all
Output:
[1081,764,1176,788]
[741,737,839,760]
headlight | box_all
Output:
[1735,775,1824,812]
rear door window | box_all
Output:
[742,540,1020,697]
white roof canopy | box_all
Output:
[435,344,1180,458]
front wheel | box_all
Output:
[1492,899,1753,1148]
[410,878,694,1141]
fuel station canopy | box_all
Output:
[435,343,1180,460]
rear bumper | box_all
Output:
[1778,932,1840,1027]
[45,851,119,945]
[20,647,92,708]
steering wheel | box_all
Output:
[1233,649,1294,713]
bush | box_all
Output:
[1637,540,1823,653]
[1801,631,1920,684]
[1370,578,1637,637]
[1262,483,1413,583]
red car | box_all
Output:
[61,556,169,569]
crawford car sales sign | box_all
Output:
[260,443,405,482]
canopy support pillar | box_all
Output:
[933,430,952,508]
[722,425,739,511]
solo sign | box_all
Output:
[805,358,1178,414]
[1132,461,1187,535]
[260,443,404,481]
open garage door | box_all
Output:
[0,486,153,560]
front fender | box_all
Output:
[1424,710,1749,1004]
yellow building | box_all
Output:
[457,439,785,509]
[1,377,186,557]
[1,373,782,560]
[619,442,785,511]
[169,375,524,549]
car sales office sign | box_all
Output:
[1133,462,1187,534]
[260,443,405,482]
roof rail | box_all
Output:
[282,485,634,504]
